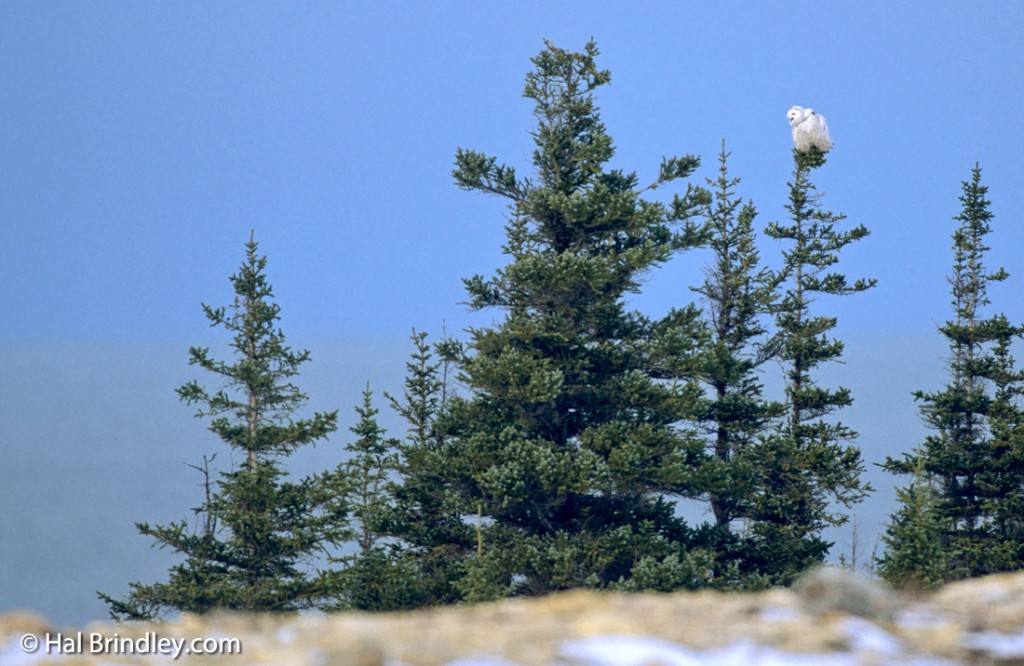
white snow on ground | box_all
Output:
[962,631,1024,659]
[559,635,858,666]
[1,636,42,666]
[759,604,802,622]
[840,616,903,654]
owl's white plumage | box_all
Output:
[787,105,833,152]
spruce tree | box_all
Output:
[880,165,1024,584]
[318,385,425,611]
[690,143,784,585]
[321,329,470,610]
[340,386,398,557]
[426,40,713,599]
[752,148,875,583]
[876,456,947,588]
[980,327,1024,561]
[99,234,340,619]
[382,329,474,606]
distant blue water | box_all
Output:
[0,338,410,626]
[0,335,944,625]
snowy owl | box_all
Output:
[787,106,833,152]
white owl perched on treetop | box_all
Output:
[787,106,833,152]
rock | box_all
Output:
[793,565,897,622]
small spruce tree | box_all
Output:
[319,385,425,611]
[340,385,398,557]
[99,234,340,619]
[753,148,875,584]
[880,165,1024,584]
[876,455,947,588]
[383,329,474,606]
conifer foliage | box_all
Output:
[880,166,1024,586]
[104,42,1024,613]
[690,143,783,584]
[752,149,875,583]
[316,385,425,611]
[424,39,713,598]
[99,234,341,619]
[380,330,473,607]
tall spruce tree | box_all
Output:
[690,143,784,584]
[99,234,341,619]
[752,148,875,584]
[423,40,713,599]
[880,165,1024,585]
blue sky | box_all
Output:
[2,1,1024,624]
[4,1,1023,341]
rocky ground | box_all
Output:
[3,568,1024,665]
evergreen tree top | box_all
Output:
[949,164,1008,317]
[177,232,337,465]
[454,40,707,318]
[523,39,614,193]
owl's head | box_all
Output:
[786,106,806,126]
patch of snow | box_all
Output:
[896,606,950,629]
[962,631,1024,658]
[841,617,902,654]
[553,635,963,666]
[557,635,703,666]
[760,605,802,622]
[445,657,523,666]
[274,626,298,644]
[0,636,60,666]
[557,635,861,666]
